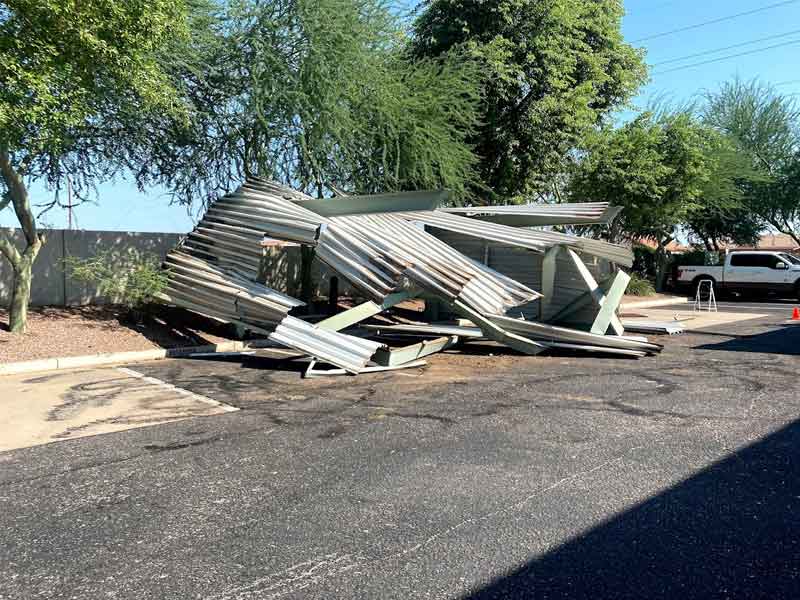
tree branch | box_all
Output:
[0,191,11,213]
[0,229,22,269]
[0,148,38,247]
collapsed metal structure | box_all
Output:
[158,179,662,375]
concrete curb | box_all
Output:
[620,297,691,311]
[0,340,278,377]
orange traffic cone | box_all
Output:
[793,307,800,321]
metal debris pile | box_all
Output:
[158,178,662,375]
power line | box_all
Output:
[632,0,800,43]
[652,39,800,74]
[626,1,687,16]
[650,29,800,67]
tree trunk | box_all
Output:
[0,147,43,334]
[654,240,671,293]
[8,243,41,333]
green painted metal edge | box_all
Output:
[539,245,561,320]
[563,248,625,335]
[452,300,545,356]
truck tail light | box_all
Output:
[676,269,683,279]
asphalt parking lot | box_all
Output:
[2,302,799,599]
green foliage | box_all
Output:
[625,273,656,297]
[139,0,483,205]
[0,0,191,193]
[569,111,758,247]
[411,0,646,202]
[683,124,766,249]
[632,243,657,280]
[64,251,168,310]
[569,112,712,245]
[567,110,753,290]
[0,0,196,333]
[671,249,722,268]
[703,79,800,244]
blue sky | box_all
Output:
[3,0,800,233]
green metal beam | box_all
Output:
[452,300,546,356]
[372,335,460,367]
[315,291,413,332]
[539,245,561,321]
[565,248,626,335]
[590,270,630,336]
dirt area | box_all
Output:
[0,306,236,364]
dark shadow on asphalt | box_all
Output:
[181,352,310,373]
[460,419,800,600]
[695,324,800,355]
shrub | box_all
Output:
[64,250,168,313]
[626,273,656,297]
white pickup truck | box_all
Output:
[676,250,800,299]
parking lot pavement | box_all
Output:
[1,309,799,599]
[0,366,237,452]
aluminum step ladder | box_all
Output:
[693,279,718,312]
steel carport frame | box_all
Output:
[158,178,662,374]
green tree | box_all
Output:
[684,128,765,250]
[704,79,800,244]
[0,0,193,332]
[569,112,746,291]
[411,0,646,203]
[685,207,762,252]
[136,0,482,301]
[139,0,483,207]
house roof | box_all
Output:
[719,233,800,252]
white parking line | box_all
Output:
[712,302,798,311]
[658,302,797,311]
[116,367,239,413]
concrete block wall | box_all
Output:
[0,228,182,307]
[0,229,356,308]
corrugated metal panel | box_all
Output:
[441,203,623,227]
[403,211,633,266]
[490,315,662,355]
[269,316,382,374]
[330,214,541,315]
[158,179,388,372]
[160,177,662,365]
[431,231,612,323]
[621,320,685,335]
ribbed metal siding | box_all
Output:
[429,230,614,323]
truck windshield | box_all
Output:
[780,253,800,265]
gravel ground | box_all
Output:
[0,306,233,363]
